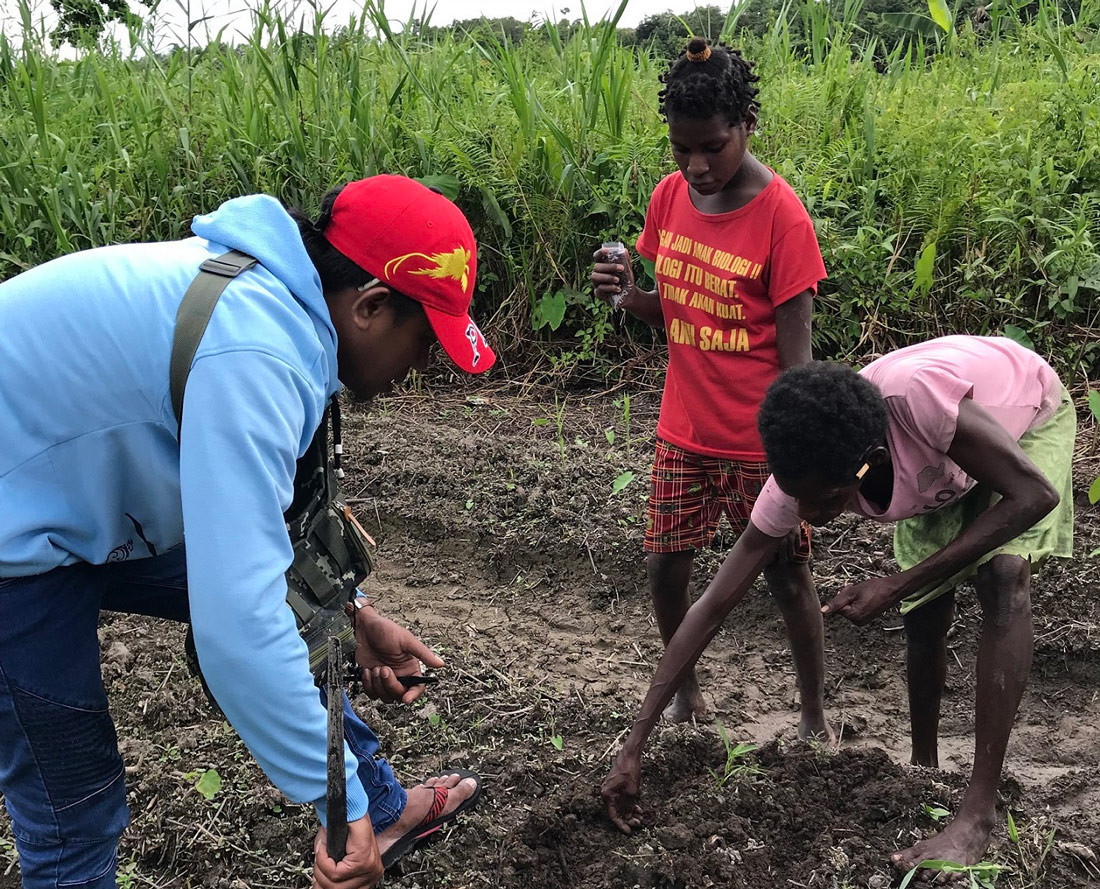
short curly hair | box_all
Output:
[659,38,760,125]
[758,363,888,486]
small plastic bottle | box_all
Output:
[601,241,631,309]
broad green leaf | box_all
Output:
[611,470,634,494]
[533,290,567,331]
[1088,476,1100,505]
[1002,324,1035,351]
[550,735,563,750]
[914,242,936,296]
[417,174,462,201]
[1088,389,1100,421]
[881,11,940,37]
[194,769,221,800]
[927,0,952,32]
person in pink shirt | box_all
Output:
[602,335,1075,874]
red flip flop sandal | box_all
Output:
[381,768,483,870]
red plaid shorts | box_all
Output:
[644,439,812,559]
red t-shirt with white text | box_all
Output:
[636,171,826,459]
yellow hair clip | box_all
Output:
[855,463,870,480]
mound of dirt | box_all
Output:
[498,738,940,889]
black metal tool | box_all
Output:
[395,674,439,688]
[343,665,439,688]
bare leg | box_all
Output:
[893,555,1033,871]
[762,560,832,741]
[646,550,706,722]
[902,590,956,767]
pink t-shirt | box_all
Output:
[750,336,1064,537]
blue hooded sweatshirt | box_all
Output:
[0,196,369,825]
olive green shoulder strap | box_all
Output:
[170,250,258,436]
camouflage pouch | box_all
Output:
[283,403,374,679]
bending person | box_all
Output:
[602,334,1074,872]
[0,176,491,889]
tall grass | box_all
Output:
[1,0,1098,380]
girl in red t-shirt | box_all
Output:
[592,38,829,739]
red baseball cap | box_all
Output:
[323,175,495,374]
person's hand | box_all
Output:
[822,574,907,625]
[601,752,643,835]
[350,605,444,703]
[313,815,382,889]
[591,245,635,306]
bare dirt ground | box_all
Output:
[2,390,1098,889]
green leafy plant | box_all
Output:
[614,395,632,445]
[532,289,567,331]
[913,241,936,297]
[185,768,221,801]
[1003,325,1036,351]
[899,859,1002,889]
[1,0,1096,382]
[550,734,564,750]
[1089,391,1100,506]
[923,803,951,821]
[708,722,763,788]
[1005,809,1058,878]
[611,470,634,494]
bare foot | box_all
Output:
[798,711,836,746]
[662,688,707,723]
[891,814,995,876]
[376,773,478,858]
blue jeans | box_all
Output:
[0,548,406,888]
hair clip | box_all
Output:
[855,463,870,480]
[686,42,711,63]
[357,277,382,292]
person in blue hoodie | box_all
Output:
[0,175,494,889]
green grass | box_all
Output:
[2,0,1098,379]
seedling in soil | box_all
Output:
[708,722,763,788]
[614,394,632,444]
[1005,809,1057,879]
[532,396,568,461]
[923,803,951,822]
[550,734,564,751]
[185,768,221,801]
[611,470,634,495]
[1088,390,1100,506]
[898,859,1003,889]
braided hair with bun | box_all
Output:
[659,37,760,126]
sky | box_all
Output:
[6,0,701,50]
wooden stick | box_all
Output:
[326,637,348,862]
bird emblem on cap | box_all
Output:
[385,247,471,294]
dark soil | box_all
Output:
[497,738,953,889]
[2,389,1098,889]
